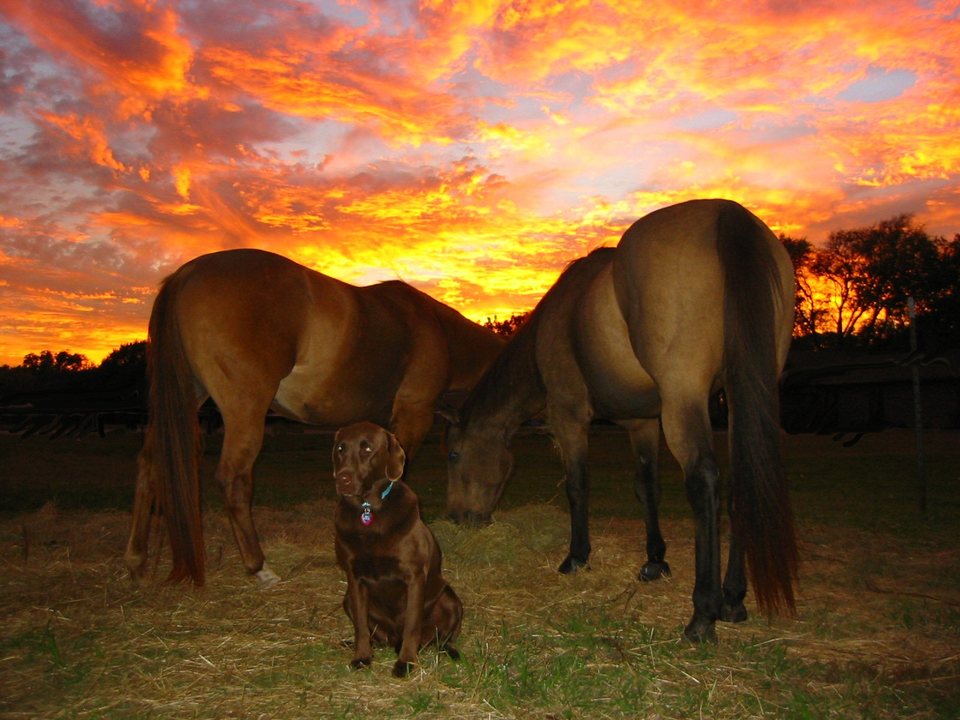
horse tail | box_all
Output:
[717,202,797,616]
[147,270,205,585]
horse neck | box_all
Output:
[460,320,544,440]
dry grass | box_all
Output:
[1,429,958,718]
[2,495,958,719]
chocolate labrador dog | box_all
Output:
[333,421,462,677]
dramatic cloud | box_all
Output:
[0,0,958,365]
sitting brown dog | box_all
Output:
[332,421,463,677]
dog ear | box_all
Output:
[385,431,406,481]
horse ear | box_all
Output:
[435,404,460,427]
[386,432,406,481]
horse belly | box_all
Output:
[272,308,408,426]
[576,267,661,420]
[272,368,391,426]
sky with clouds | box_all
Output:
[1,0,958,366]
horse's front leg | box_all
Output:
[389,395,434,462]
[626,419,670,581]
[554,420,591,574]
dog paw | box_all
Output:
[350,656,372,670]
[392,660,415,678]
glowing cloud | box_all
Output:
[0,0,958,366]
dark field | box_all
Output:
[1,426,958,718]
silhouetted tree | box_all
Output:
[98,341,146,377]
[917,232,960,346]
[810,215,945,345]
[94,340,147,397]
[780,234,822,341]
[485,313,529,337]
[22,349,91,373]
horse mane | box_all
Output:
[373,279,504,389]
[459,247,616,431]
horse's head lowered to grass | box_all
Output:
[444,417,514,526]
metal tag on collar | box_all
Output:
[359,482,396,526]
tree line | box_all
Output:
[2,214,958,399]
[485,214,959,351]
[781,214,959,350]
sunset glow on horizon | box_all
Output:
[1,1,959,367]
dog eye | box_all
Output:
[360,442,372,454]
[335,443,345,454]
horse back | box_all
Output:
[611,199,792,386]
[166,250,406,426]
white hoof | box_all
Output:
[256,564,281,588]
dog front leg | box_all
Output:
[394,571,425,677]
[347,577,372,669]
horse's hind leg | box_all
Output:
[721,508,748,623]
[124,435,156,579]
[215,411,277,587]
[625,419,670,581]
[661,401,723,644]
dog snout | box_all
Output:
[335,469,359,496]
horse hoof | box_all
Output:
[720,602,748,623]
[683,618,718,644]
[638,561,671,582]
[443,646,461,662]
[558,555,589,574]
[350,656,372,670]
[255,564,281,588]
[392,660,415,678]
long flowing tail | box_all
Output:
[147,272,205,585]
[717,203,798,616]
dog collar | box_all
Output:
[360,480,397,526]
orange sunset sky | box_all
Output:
[1,0,959,367]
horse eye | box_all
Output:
[448,450,460,463]
[336,443,345,454]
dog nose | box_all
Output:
[335,470,356,495]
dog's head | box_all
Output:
[332,421,406,498]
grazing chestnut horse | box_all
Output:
[124,249,503,587]
[445,199,797,643]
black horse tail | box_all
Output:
[147,269,205,585]
[717,202,797,616]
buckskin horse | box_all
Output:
[124,249,503,588]
[445,199,798,643]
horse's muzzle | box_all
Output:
[446,509,492,527]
